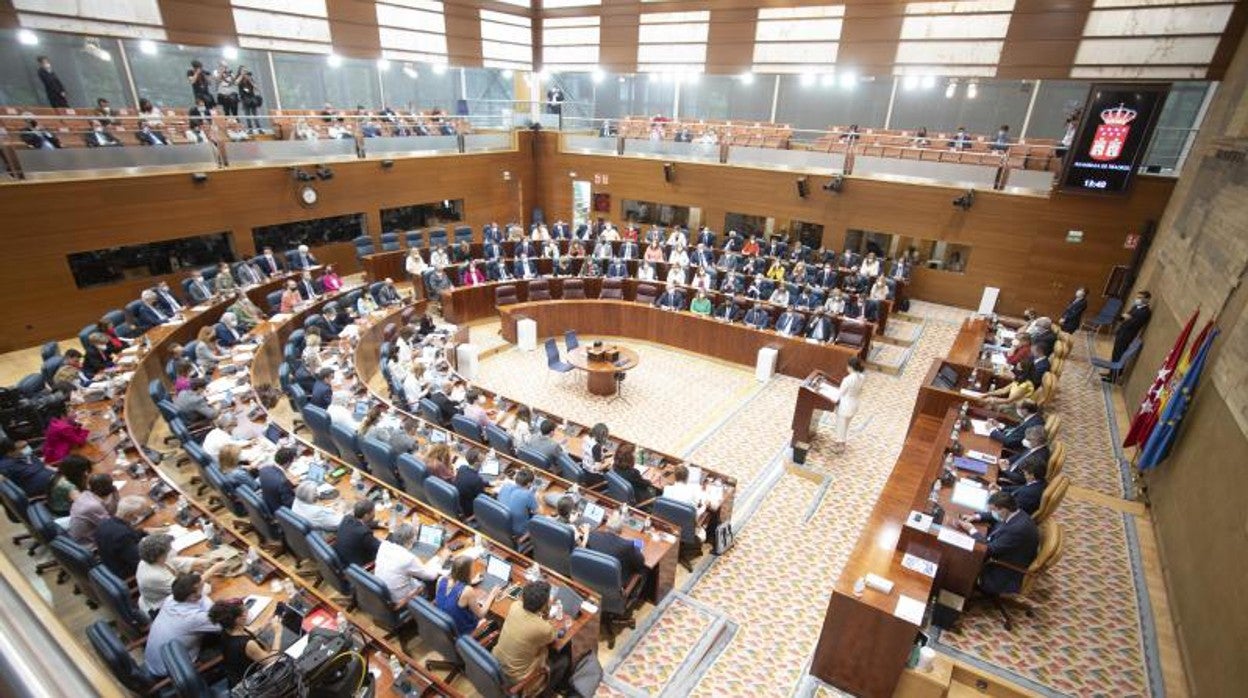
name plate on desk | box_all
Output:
[936,527,976,551]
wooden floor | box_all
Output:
[0,316,1194,697]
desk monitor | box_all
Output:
[264,423,286,444]
[934,365,959,390]
[581,502,605,527]
[951,479,990,511]
[481,456,501,477]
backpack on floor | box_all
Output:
[711,522,735,555]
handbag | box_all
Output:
[711,522,735,555]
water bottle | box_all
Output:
[929,479,941,504]
[203,521,217,547]
[335,611,349,632]
[551,598,564,621]
[387,653,403,679]
[246,546,259,569]
[944,452,954,472]
[350,469,362,491]
[486,449,498,472]
[381,488,391,509]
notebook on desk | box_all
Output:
[952,455,990,475]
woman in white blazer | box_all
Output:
[833,357,867,453]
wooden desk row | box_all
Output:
[107,289,454,696]
[910,317,1010,429]
[497,299,864,382]
[358,306,739,526]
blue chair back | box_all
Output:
[40,341,60,360]
[428,228,448,248]
[0,479,31,527]
[556,453,587,484]
[529,516,575,577]
[409,596,462,664]
[17,373,45,396]
[353,235,376,259]
[49,537,97,602]
[101,309,126,328]
[417,398,444,425]
[78,323,98,350]
[564,329,580,352]
[1089,297,1124,326]
[41,356,64,387]
[288,385,309,412]
[361,436,403,489]
[202,464,246,517]
[266,290,284,314]
[380,232,401,251]
[570,547,627,615]
[301,405,338,454]
[425,477,463,520]
[455,636,509,698]
[473,495,521,550]
[307,532,352,595]
[544,339,572,373]
[405,230,424,248]
[235,486,284,545]
[88,565,150,638]
[484,424,515,455]
[345,564,408,632]
[652,497,699,545]
[161,641,212,697]
[275,507,316,561]
[330,423,366,468]
[451,414,484,442]
[25,501,64,548]
[516,445,554,473]
[87,620,155,693]
[396,453,430,503]
[604,470,636,505]
[148,378,168,405]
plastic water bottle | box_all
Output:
[551,598,564,621]
[387,653,403,679]
[944,452,954,472]
[350,469,362,491]
[929,479,941,504]
[203,521,217,547]
[336,611,349,632]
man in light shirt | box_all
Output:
[374,523,441,601]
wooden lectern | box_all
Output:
[792,370,841,449]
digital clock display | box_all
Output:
[1059,83,1170,195]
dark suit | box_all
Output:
[429,391,461,426]
[586,529,646,580]
[1113,303,1152,361]
[136,129,170,146]
[1005,479,1046,516]
[95,517,143,578]
[989,413,1043,450]
[187,278,213,303]
[39,66,69,108]
[483,225,502,243]
[257,465,294,515]
[616,465,658,503]
[484,243,503,260]
[656,290,685,310]
[551,223,568,240]
[775,311,805,336]
[214,322,243,348]
[84,130,121,147]
[455,465,487,518]
[1059,297,1087,333]
[83,346,112,378]
[309,380,333,409]
[697,231,715,247]
[619,242,639,260]
[334,516,381,567]
[21,128,61,149]
[155,289,183,315]
[978,511,1040,595]
[291,251,317,270]
[376,284,400,306]
[256,254,282,276]
[815,269,838,288]
[135,302,170,330]
[744,308,770,330]
[806,316,834,342]
[1030,355,1051,386]
[606,260,628,278]
[714,302,739,322]
[513,258,537,279]
[486,261,511,281]
[999,445,1049,487]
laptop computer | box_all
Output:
[551,585,584,618]
[478,555,512,593]
[577,501,606,529]
[264,423,286,445]
[305,461,327,484]
[952,455,990,476]
[412,524,445,560]
[480,455,502,481]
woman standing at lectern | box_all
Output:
[832,357,867,454]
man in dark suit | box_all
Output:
[37,56,69,108]
[696,227,715,247]
[258,447,298,516]
[483,222,502,243]
[619,240,639,260]
[309,368,334,410]
[335,499,381,567]
[551,221,568,240]
[235,261,264,286]
[1059,287,1087,333]
[814,263,838,289]
[486,259,512,282]
[95,496,152,579]
[376,278,401,306]
[713,298,740,322]
[989,400,1043,450]
[775,308,805,337]
[691,244,715,268]
[1029,344,1052,386]
[291,245,317,270]
[587,513,646,580]
[655,283,685,311]
[135,290,173,329]
[744,303,770,330]
[296,271,318,300]
[513,254,538,280]
[805,311,835,342]
[997,426,1048,487]
[483,241,504,260]
[173,378,217,427]
[428,381,462,426]
[214,313,245,347]
[958,492,1040,596]
[1005,460,1047,516]
[455,450,487,517]
[1107,290,1152,379]
[83,120,121,147]
[152,282,183,315]
[20,118,61,149]
[135,121,170,146]
[606,258,629,279]
[255,247,283,276]
[186,271,213,303]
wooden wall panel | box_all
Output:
[327,0,383,60]
[837,2,904,77]
[0,140,535,352]
[997,0,1092,80]
[705,8,756,75]
[535,134,1174,318]
[445,2,485,68]
[599,0,640,74]
[156,0,237,48]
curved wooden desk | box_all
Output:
[566,344,638,396]
[500,299,860,381]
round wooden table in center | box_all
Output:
[566,344,639,396]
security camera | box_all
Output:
[952,189,975,210]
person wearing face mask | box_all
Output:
[0,436,57,497]
[279,280,302,314]
[988,399,1043,450]
[995,425,1048,487]
[956,491,1040,597]
[1059,287,1088,333]
[978,358,1035,410]
[83,119,122,147]
[186,271,214,303]
[135,120,171,146]
[1106,290,1152,380]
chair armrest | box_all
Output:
[622,573,644,597]
[515,533,530,546]
[585,480,608,492]
[985,558,1029,575]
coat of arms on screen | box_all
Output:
[1088,103,1137,162]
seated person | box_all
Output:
[376,278,402,306]
[587,511,646,580]
[216,443,260,492]
[805,311,835,343]
[996,426,1049,487]
[774,308,805,337]
[689,290,713,316]
[497,468,540,537]
[258,447,298,514]
[455,449,488,516]
[144,573,218,677]
[713,298,740,322]
[743,303,771,330]
[46,455,90,517]
[1004,460,1047,516]
[988,400,1043,450]
[375,523,441,601]
[214,312,248,347]
[526,419,564,464]
[137,534,227,616]
[492,580,569,694]
[21,117,61,149]
[83,119,121,147]
[68,474,118,545]
[94,496,153,579]
[579,423,613,485]
[436,555,502,636]
[978,359,1035,412]
[202,413,250,459]
[0,436,56,497]
[612,443,658,504]
[335,499,382,567]
[954,492,1040,596]
[292,481,343,532]
[463,389,493,428]
[209,600,283,689]
[768,285,791,307]
[655,283,686,311]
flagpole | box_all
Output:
[1128,448,1149,505]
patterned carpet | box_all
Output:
[1050,343,1129,499]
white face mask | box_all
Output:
[1021,439,1033,449]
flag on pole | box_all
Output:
[1137,327,1218,471]
[1178,318,1214,375]
[1122,308,1199,447]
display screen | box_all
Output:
[1059,83,1170,195]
